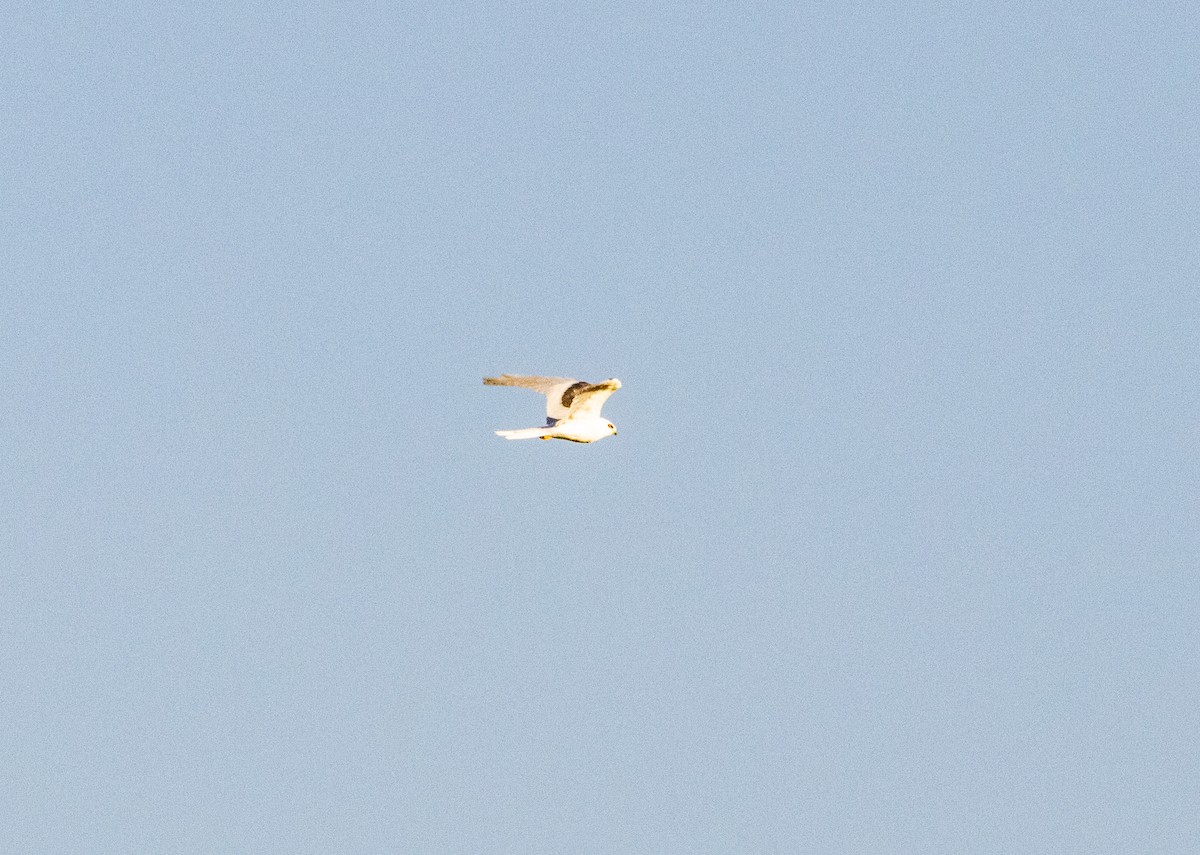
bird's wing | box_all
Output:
[484,374,580,421]
[565,378,621,419]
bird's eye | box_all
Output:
[608,424,614,429]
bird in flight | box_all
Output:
[483,374,621,443]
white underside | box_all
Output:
[495,416,615,443]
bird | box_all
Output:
[483,374,621,443]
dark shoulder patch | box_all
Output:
[560,381,590,409]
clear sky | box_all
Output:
[3,1,1197,852]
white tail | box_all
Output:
[495,426,552,440]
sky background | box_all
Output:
[2,1,1198,852]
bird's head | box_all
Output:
[606,421,618,437]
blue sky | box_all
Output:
[3,2,1198,852]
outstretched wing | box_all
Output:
[484,374,580,421]
[565,378,621,419]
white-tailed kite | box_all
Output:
[483,374,621,443]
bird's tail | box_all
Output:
[495,426,552,440]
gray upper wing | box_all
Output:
[484,374,580,421]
